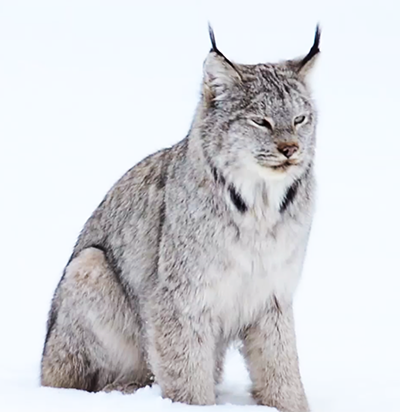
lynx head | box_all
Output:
[199,25,320,183]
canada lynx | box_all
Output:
[41,25,320,412]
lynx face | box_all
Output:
[201,27,320,182]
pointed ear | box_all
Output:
[203,25,242,104]
[288,25,321,79]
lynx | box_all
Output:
[41,25,320,412]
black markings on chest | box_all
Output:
[228,184,248,213]
[279,179,300,214]
[210,166,248,214]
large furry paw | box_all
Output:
[102,382,141,394]
[252,388,310,412]
[162,386,216,406]
[102,376,154,394]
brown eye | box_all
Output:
[252,118,273,131]
[294,115,306,125]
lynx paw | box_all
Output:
[102,376,154,394]
[252,388,310,412]
[103,382,141,394]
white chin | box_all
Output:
[254,163,291,181]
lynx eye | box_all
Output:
[251,118,273,131]
[294,115,306,126]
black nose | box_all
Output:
[278,143,299,158]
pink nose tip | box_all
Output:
[278,143,299,158]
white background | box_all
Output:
[1,1,399,411]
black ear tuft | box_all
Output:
[206,24,242,78]
[208,23,218,53]
[208,24,227,60]
[299,24,321,70]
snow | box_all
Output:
[1,0,400,411]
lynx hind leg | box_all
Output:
[41,247,151,392]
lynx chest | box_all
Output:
[204,180,308,337]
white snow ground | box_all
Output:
[1,1,400,411]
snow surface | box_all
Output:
[1,1,400,411]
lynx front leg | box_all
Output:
[242,300,309,412]
[214,339,229,385]
[148,290,216,405]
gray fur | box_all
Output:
[41,26,320,412]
